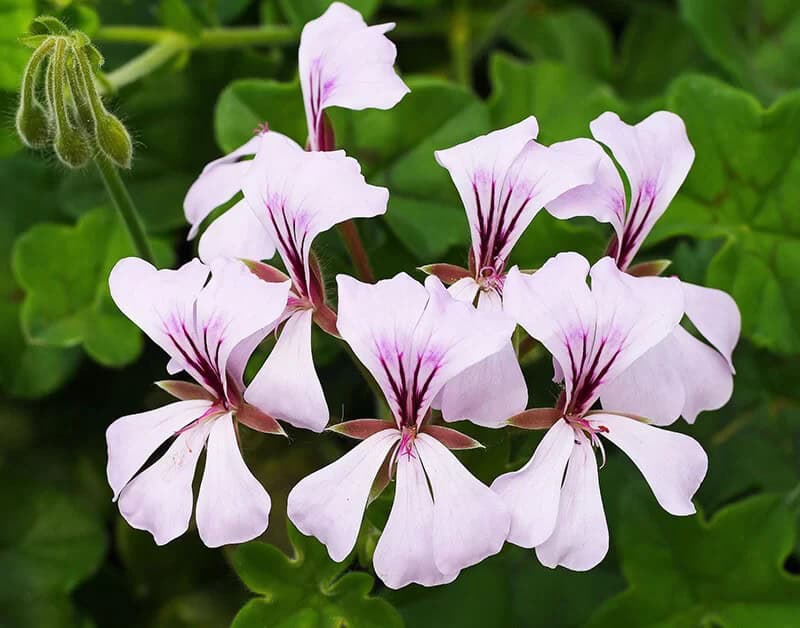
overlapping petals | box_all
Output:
[107,257,291,546]
[494,252,707,571]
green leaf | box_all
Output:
[276,0,380,25]
[231,523,403,628]
[587,492,800,627]
[651,74,800,353]
[679,0,800,101]
[215,78,306,152]
[0,472,106,626]
[488,54,626,144]
[502,7,614,82]
[12,207,174,367]
[160,0,204,38]
[0,0,35,91]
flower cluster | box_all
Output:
[106,2,740,587]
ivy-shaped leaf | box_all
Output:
[12,207,174,367]
[231,523,403,628]
[587,492,800,627]
[651,74,800,354]
[679,0,800,101]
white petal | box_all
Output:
[594,413,707,516]
[287,429,400,562]
[536,430,608,571]
[117,420,212,546]
[415,434,510,575]
[681,281,740,370]
[196,414,270,547]
[491,419,575,548]
[245,309,329,432]
[106,399,213,499]
[373,453,458,589]
[198,199,276,264]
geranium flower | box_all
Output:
[492,252,707,571]
[106,257,291,547]
[549,112,740,424]
[425,117,604,427]
[287,273,513,589]
[183,1,408,257]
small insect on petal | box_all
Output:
[422,425,484,450]
[506,407,562,430]
[328,419,396,440]
[156,380,215,402]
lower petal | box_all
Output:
[440,342,528,427]
[536,431,608,571]
[117,420,212,546]
[287,429,400,562]
[106,399,213,499]
[373,453,458,589]
[491,419,574,548]
[245,309,329,432]
[196,414,270,548]
[415,434,510,576]
[594,413,707,516]
[198,199,276,264]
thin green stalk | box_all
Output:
[449,0,472,87]
[95,153,155,263]
[103,36,186,92]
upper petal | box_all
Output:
[590,111,695,269]
[299,2,409,150]
[244,309,329,432]
[373,452,458,589]
[593,412,707,516]
[242,132,388,296]
[536,430,608,571]
[287,429,400,562]
[681,281,740,370]
[184,135,261,238]
[106,399,214,500]
[415,433,510,576]
[491,418,575,548]
[117,419,212,546]
[196,413,271,547]
[198,199,276,264]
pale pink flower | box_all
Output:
[239,131,389,432]
[106,257,291,547]
[287,273,513,589]
[428,117,605,427]
[183,1,407,257]
[492,253,707,571]
[549,111,740,424]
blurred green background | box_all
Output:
[2,0,800,626]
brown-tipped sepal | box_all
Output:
[236,404,286,436]
[626,259,671,277]
[156,380,215,401]
[242,259,290,283]
[507,408,562,430]
[418,263,471,286]
[422,424,484,450]
[313,302,339,338]
[328,419,395,440]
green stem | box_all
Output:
[95,153,155,263]
[103,36,186,92]
[449,0,472,87]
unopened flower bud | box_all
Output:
[54,125,92,168]
[96,112,132,169]
[15,99,50,149]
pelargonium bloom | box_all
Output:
[239,131,389,432]
[106,257,291,547]
[427,117,604,427]
[287,273,513,589]
[183,1,408,256]
[549,112,740,424]
[492,252,707,571]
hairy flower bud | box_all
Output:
[15,38,53,148]
[96,111,133,169]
